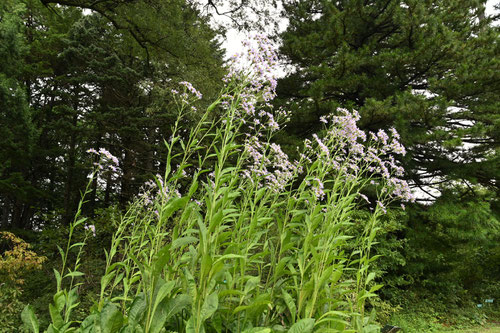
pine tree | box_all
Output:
[278,0,500,305]
[278,0,499,197]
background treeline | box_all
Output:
[0,0,226,230]
[0,0,499,331]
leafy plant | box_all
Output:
[22,36,413,333]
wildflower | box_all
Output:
[87,148,120,174]
[179,81,202,99]
[376,201,387,214]
[377,129,389,145]
[312,134,329,157]
[98,148,119,166]
[359,193,371,204]
[84,224,96,237]
[312,178,325,200]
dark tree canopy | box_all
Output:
[0,0,226,229]
[278,0,499,199]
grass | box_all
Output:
[442,323,500,333]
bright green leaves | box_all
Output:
[200,292,219,321]
[128,293,147,325]
[21,305,39,333]
[288,318,315,333]
[185,292,219,333]
[99,303,124,333]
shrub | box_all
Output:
[0,231,46,332]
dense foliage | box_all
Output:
[276,0,500,327]
[0,0,225,229]
[0,0,499,332]
[19,38,419,333]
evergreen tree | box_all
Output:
[0,0,37,229]
[0,0,225,229]
[278,0,500,307]
[278,0,499,197]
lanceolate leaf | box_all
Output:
[128,293,147,324]
[21,305,39,333]
[288,318,315,333]
[99,302,124,333]
[200,292,218,321]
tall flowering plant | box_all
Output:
[23,35,413,333]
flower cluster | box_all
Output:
[225,34,278,95]
[310,109,415,204]
[223,34,284,133]
[171,81,203,106]
[229,38,413,206]
[179,81,202,100]
[84,224,96,237]
[242,136,299,192]
[87,148,120,173]
[137,174,182,207]
[312,178,325,200]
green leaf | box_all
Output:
[101,271,117,291]
[49,303,64,329]
[200,292,218,321]
[64,271,85,279]
[53,291,66,313]
[150,294,190,333]
[163,294,191,321]
[244,276,261,295]
[152,244,171,277]
[79,313,98,331]
[171,236,198,250]
[69,242,85,250]
[233,298,271,314]
[53,269,62,290]
[74,217,87,227]
[46,324,57,333]
[185,316,197,333]
[369,284,384,293]
[100,302,124,333]
[288,318,315,333]
[242,328,271,333]
[65,288,79,320]
[188,179,199,197]
[209,210,224,232]
[282,289,296,323]
[21,305,39,333]
[128,293,146,324]
[163,196,189,220]
[366,272,376,285]
[318,266,334,288]
[151,280,175,320]
[213,253,244,265]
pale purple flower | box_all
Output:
[360,193,371,204]
[85,224,96,237]
[179,81,202,99]
[376,201,387,214]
